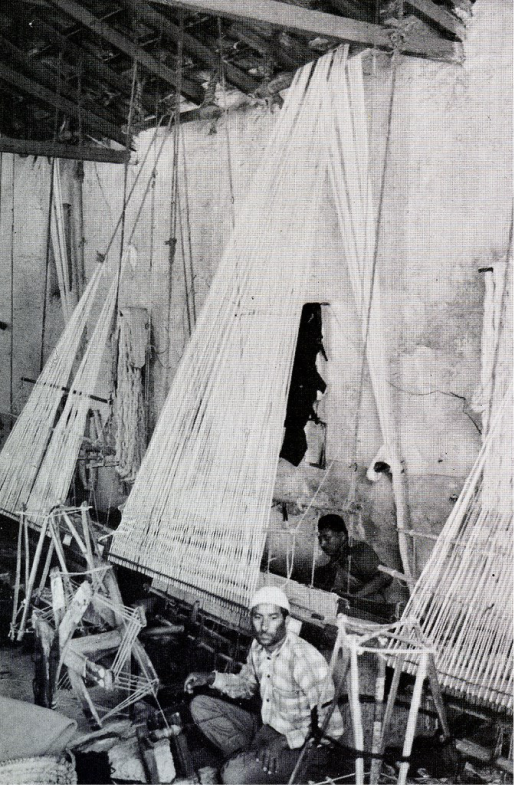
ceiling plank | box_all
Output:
[0,137,130,163]
[120,0,258,93]
[404,0,465,40]
[151,0,458,60]
[0,62,127,144]
[48,0,204,103]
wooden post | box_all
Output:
[397,652,428,785]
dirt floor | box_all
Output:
[0,514,511,785]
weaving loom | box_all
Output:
[110,47,404,612]
[0,263,105,522]
[395,255,513,713]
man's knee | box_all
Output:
[190,693,217,725]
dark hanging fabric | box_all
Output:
[280,304,326,466]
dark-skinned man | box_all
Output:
[185,586,343,784]
[313,513,392,619]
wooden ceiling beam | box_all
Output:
[120,0,258,93]
[151,0,458,61]
[48,0,204,103]
[0,33,123,129]
[404,0,465,40]
[328,0,375,24]
[25,14,156,114]
[0,137,130,163]
[0,62,127,144]
[229,23,302,69]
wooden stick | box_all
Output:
[10,514,24,639]
[426,653,451,737]
[56,581,93,683]
[51,567,66,628]
[23,514,30,595]
[62,510,88,561]
[48,518,72,594]
[68,667,102,729]
[38,538,55,593]
[378,653,406,759]
[348,642,365,785]
[370,656,386,785]
[17,514,51,640]
[398,653,428,785]
[81,502,98,562]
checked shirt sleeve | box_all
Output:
[212,651,258,700]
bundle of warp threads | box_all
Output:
[114,307,148,484]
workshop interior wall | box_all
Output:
[0,0,510,581]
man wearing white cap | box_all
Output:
[184,586,343,783]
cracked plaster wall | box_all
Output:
[0,0,510,584]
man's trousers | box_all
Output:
[190,694,331,784]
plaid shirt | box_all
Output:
[212,630,344,749]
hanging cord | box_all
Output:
[483,208,513,435]
[40,159,55,373]
[218,17,236,228]
[9,156,15,416]
[41,52,67,370]
[77,53,84,146]
[180,130,197,326]
[114,57,138,320]
[165,12,187,378]
[344,38,406,593]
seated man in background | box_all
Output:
[313,514,392,616]
[185,586,343,784]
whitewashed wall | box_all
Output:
[0,0,510,580]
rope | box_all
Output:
[114,57,138,321]
[218,17,236,228]
[180,130,197,325]
[9,155,15,415]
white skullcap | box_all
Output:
[249,586,290,613]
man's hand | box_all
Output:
[184,671,214,694]
[255,735,289,775]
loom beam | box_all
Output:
[48,0,204,105]
[152,0,459,61]
[4,126,117,163]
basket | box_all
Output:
[0,752,77,784]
